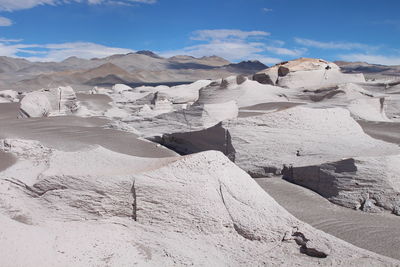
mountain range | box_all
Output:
[0,51,267,91]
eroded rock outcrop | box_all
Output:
[283,155,400,215]
[0,90,19,103]
[18,86,79,118]
[254,58,365,89]
[222,106,399,177]
[151,122,236,161]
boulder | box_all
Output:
[0,90,19,103]
[18,91,52,118]
[18,86,79,118]
[253,67,279,85]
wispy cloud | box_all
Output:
[262,8,273,13]
[160,29,289,65]
[338,53,400,66]
[0,0,156,11]
[0,38,22,42]
[0,16,12,26]
[0,40,134,61]
[190,29,270,41]
[264,46,306,57]
[160,41,266,62]
[294,37,377,51]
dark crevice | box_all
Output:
[131,180,137,221]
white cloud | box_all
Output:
[338,53,400,66]
[257,56,282,65]
[262,8,273,13]
[160,41,266,62]
[191,29,270,41]
[0,38,22,42]
[0,40,134,61]
[0,0,55,11]
[0,16,12,26]
[0,0,155,11]
[160,29,304,63]
[264,46,306,57]
[294,37,376,51]
[38,42,134,61]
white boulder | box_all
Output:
[0,90,19,103]
[18,91,52,118]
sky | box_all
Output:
[0,0,399,65]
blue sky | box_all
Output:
[0,0,399,65]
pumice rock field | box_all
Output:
[0,52,399,266]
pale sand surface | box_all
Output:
[0,151,16,172]
[238,102,303,118]
[256,177,400,260]
[358,120,400,144]
[0,103,176,158]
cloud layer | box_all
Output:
[0,0,155,11]
[160,29,306,65]
[0,41,134,61]
[0,15,11,26]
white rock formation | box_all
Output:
[19,91,52,118]
[136,80,212,104]
[304,83,391,121]
[348,98,390,122]
[223,106,400,176]
[196,76,288,107]
[254,58,365,89]
[0,138,397,266]
[112,83,133,94]
[18,86,79,118]
[283,155,400,215]
[0,90,19,103]
[45,86,79,116]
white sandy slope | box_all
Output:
[0,139,397,266]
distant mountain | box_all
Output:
[135,50,163,58]
[223,60,268,74]
[335,61,400,80]
[0,52,268,91]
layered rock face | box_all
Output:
[0,139,397,266]
[223,106,399,177]
[253,58,365,89]
[283,155,400,215]
[151,122,236,161]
